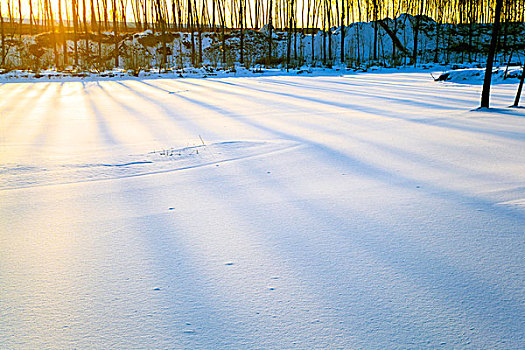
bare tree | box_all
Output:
[0,5,5,67]
[267,0,273,65]
[72,0,80,67]
[1,0,524,73]
[240,0,245,65]
[513,64,525,107]
[112,0,119,67]
[45,0,59,68]
[29,0,34,35]
[58,0,67,68]
[480,0,504,108]
[412,0,425,66]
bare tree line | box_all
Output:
[0,0,524,70]
[1,0,524,36]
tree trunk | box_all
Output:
[83,0,89,66]
[188,0,195,66]
[311,29,315,65]
[504,50,514,79]
[97,0,103,69]
[287,0,293,69]
[18,0,22,36]
[433,19,440,63]
[373,0,377,61]
[513,64,525,107]
[322,30,326,65]
[47,0,59,69]
[328,30,332,63]
[73,0,79,67]
[412,0,425,66]
[156,0,167,71]
[480,0,503,108]
[59,0,67,68]
[196,0,203,65]
[378,20,409,57]
[373,21,378,61]
[112,0,119,68]
[212,0,216,31]
[326,0,331,63]
[29,0,34,35]
[0,6,4,67]
[240,0,244,65]
[222,19,226,67]
[268,0,273,65]
[103,0,109,29]
[294,19,297,60]
[339,0,344,63]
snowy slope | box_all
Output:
[0,73,524,349]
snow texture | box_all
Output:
[0,72,524,349]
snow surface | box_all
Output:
[436,66,524,85]
[0,65,360,82]
[0,72,524,349]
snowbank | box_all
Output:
[435,66,524,84]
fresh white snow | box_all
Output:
[1,72,524,349]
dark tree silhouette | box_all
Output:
[513,64,525,107]
[480,0,504,108]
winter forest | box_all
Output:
[0,0,524,71]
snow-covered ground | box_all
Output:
[1,72,524,349]
[436,66,524,84]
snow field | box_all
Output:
[0,72,524,349]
